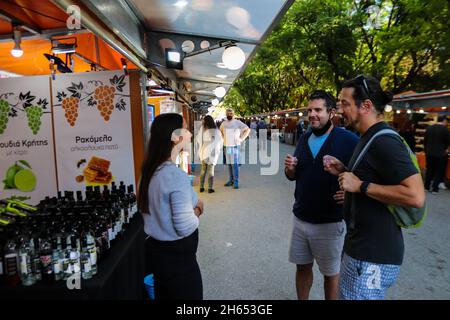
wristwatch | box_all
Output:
[360,181,371,195]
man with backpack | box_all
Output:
[284,91,358,300]
[323,75,425,300]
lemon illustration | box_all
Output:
[13,169,37,192]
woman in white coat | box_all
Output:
[196,115,223,193]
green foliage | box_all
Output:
[231,0,450,115]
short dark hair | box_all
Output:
[308,90,336,112]
[342,74,393,114]
[438,115,447,122]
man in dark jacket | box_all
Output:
[424,115,450,194]
[284,91,358,300]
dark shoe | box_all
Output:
[199,188,205,193]
[233,182,239,189]
[224,181,233,187]
[208,189,215,193]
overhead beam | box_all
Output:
[0,8,41,34]
[0,27,89,42]
[178,77,233,85]
[149,29,261,46]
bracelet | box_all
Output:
[360,181,370,195]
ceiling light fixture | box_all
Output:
[11,27,23,58]
[222,45,245,70]
[214,86,226,98]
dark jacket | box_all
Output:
[287,127,358,224]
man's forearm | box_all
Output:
[241,128,250,140]
[365,174,425,208]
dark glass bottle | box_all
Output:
[4,229,20,287]
[39,232,54,284]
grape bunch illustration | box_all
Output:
[0,99,10,134]
[25,106,43,135]
[62,97,80,126]
[94,85,116,122]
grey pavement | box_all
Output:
[194,141,450,300]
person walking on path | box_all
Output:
[195,115,223,194]
[220,108,250,189]
[257,117,268,151]
[284,91,359,300]
[424,115,450,194]
[324,75,425,300]
[139,113,204,300]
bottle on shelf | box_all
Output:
[39,232,54,284]
[3,230,20,287]
[18,235,36,286]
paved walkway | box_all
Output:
[195,141,450,300]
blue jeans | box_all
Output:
[225,146,240,183]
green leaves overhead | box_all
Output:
[225,0,450,115]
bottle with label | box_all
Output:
[39,233,54,284]
[18,235,36,286]
[69,236,81,279]
[3,231,20,287]
[51,237,63,281]
[82,224,97,276]
[128,184,137,218]
[61,236,71,280]
[80,235,92,280]
[30,236,42,282]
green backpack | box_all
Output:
[350,128,427,229]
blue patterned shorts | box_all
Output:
[339,253,401,300]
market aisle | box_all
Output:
[195,141,316,300]
[194,140,450,300]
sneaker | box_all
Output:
[233,182,239,189]
[199,188,205,193]
[208,189,215,193]
[224,181,233,187]
[439,183,448,190]
[431,191,439,195]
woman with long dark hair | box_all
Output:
[195,115,223,193]
[139,113,204,300]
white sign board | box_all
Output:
[52,71,135,192]
[0,76,57,204]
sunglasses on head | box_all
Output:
[354,74,371,98]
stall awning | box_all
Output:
[393,89,450,110]
[0,0,138,76]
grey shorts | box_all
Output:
[289,216,346,276]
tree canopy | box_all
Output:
[223,0,450,115]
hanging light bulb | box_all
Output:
[214,86,226,98]
[384,105,393,112]
[222,46,245,70]
[396,110,401,114]
[407,109,412,114]
[298,112,303,117]
[11,27,23,58]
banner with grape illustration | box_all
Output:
[0,75,58,204]
[52,70,135,192]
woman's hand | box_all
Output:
[194,199,204,217]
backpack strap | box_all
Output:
[350,128,401,172]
